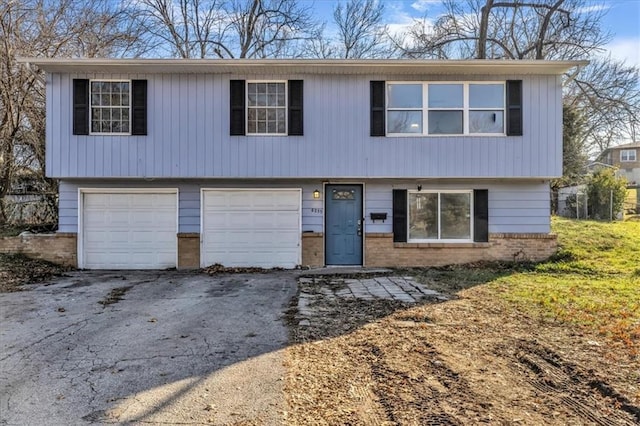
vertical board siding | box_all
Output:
[57,179,551,235]
[47,74,562,179]
[58,181,79,232]
[178,184,200,233]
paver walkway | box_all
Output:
[297,275,447,319]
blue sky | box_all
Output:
[310,0,640,66]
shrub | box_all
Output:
[586,169,628,220]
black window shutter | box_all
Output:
[73,79,89,135]
[506,80,522,136]
[473,189,489,242]
[131,80,147,135]
[288,80,303,136]
[370,81,385,136]
[392,189,407,242]
[230,80,246,136]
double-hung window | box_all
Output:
[90,80,131,134]
[230,79,302,136]
[620,149,637,162]
[73,78,146,136]
[386,82,505,136]
[247,82,286,135]
[408,190,472,241]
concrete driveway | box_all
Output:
[0,270,297,425]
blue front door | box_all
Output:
[325,185,363,265]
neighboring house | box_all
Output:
[595,142,640,185]
[23,58,586,270]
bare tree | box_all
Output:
[0,0,146,224]
[134,0,321,58]
[332,0,393,58]
[401,0,610,60]
[566,59,640,155]
[396,0,639,156]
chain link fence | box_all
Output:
[555,186,636,220]
[1,194,58,227]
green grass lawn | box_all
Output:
[493,217,640,350]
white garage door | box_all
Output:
[81,191,177,269]
[202,189,301,268]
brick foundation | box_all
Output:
[0,231,555,270]
[302,232,324,267]
[364,232,557,267]
[0,233,77,267]
[177,233,200,269]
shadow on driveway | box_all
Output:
[0,270,297,425]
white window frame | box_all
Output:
[386,81,505,137]
[246,80,288,136]
[407,189,474,243]
[89,79,132,136]
[386,82,424,134]
[620,149,637,162]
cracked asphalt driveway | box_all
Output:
[0,270,297,425]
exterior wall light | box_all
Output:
[313,189,321,199]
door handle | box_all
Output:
[357,219,363,236]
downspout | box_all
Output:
[563,63,585,87]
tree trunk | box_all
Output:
[477,0,493,59]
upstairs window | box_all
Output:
[73,79,146,136]
[247,82,286,135]
[387,84,423,134]
[90,80,131,134]
[230,80,303,136]
[621,149,637,162]
[385,82,505,136]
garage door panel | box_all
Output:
[205,211,299,230]
[205,191,300,211]
[202,189,300,268]
[213,251,299,268]
[82,192,177,269]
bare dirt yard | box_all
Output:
[0,253,69,293]
[285,281,639,425]
[284,218,640,425]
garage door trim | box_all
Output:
[200,188,302,268]
[78,188,179,269]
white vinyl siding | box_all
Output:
[47,74,563,179]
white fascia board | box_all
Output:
[18,58,589,76]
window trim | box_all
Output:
[620,149,637,162]
[407,189,474,243]
[386,81,506,137]
[246,80,288,136]
[89,79,132,136]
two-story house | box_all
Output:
[23,59,586,269]
[596,142,640,186]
